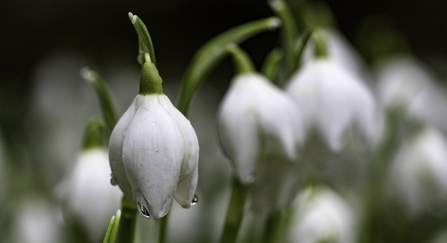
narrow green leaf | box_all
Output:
[177,17,281,116]
[269,0,300,78]
[81,67,119,137]
[128,12,157,67]
[103,210,121,243]
[261,48,284,82]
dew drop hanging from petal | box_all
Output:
[190,194,199,206]
[136,202,152,218]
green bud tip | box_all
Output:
[139,53,164,95]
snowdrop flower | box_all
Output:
[59,119,122,242]
[109,57,199,219]
[217,46,304,211]
[287,39,377,152]
[288,186,356,243]
[388,126,447,217]
[12,197,64,243]
[376,55,447,132]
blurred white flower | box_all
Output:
[61,148,122,242]
[303,30,371,81]
[109,93,199,219]
[217,73,304,211]
[287,59,377,152]
[388,126,447,216]
[376,55,447,132]
[289,186,356,243]
[12,197,64,243]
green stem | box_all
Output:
[81,67,119,136]
[177,17,281,116]
[116,196,138,243]
[81,117,105,150]
[138,56,164,95]
[269,0,299,78]
[227,45,256,75]
[294,30,312,71]
[158,215,169,243]
[261,48,284,83]
[312,29,328,59]
[261,208,290,243]
[219,177,249,243]
[128,12,157,66]
[359,108,403,243]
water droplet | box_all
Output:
[136,202,151,219]
[110,173,118,186]
[246,175,255,183]
[151,122,155,126]
[190,195,199,206]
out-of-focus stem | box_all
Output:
[116,196,138,243]
[219,177,249,243]
[158,215,168,243]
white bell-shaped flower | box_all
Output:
[217,46,304,212]
[376,55,447,132]
[59,120,122,242]
[109,59,199,219]
[388,126,447,217]
[288,186,356,243]
[287,58,377,152]
[217,72,304,185]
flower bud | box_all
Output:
[109,59,199,219]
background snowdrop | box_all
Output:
[288,186,356,243]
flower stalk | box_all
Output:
[115,196,138,243]
[261,48,284,82]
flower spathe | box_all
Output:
[109,60,199,219]
[286,59,377,152]
[217,73,304,185]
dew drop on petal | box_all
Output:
[190,194,199,206]
[136,202,152,219]
[110,173,118,186]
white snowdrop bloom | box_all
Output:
[388,126,447,216]
[376,55,447,132]
[217,73,304,185]
[12,197,64,243]
[303,30,370,81]
[288,186,356,243]
[109,60,199,219]
[287,59,377,152]
[61,148,122,242]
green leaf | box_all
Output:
[177,17,281,116]
[269,0,300,78]
[81,67,119,137]
[103,210,121,243]
[128,12,157,67]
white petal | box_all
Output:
[287,60,376,151]
[122,95,183,219]
[109,97,136,200]
[218,74,303,184]
[63,149,122,242]
[158,95,200,208]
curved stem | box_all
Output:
[227,45,256,75]
[261,48,284,83]
[312,30,328,59]
[177,17,281,116]
[219,177,249,243]
[116,196,138,243]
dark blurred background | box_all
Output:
[1,0,447,138]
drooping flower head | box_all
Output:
[109,56,199,219]
[217,45,304,212]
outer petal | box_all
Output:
[287,60,376,151]
[218,74,303,184]
[63,149,122,242]
[122,95,183,219]
[109,97,136,200]
[158,95,200,208]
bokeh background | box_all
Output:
[1,0,447,242]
